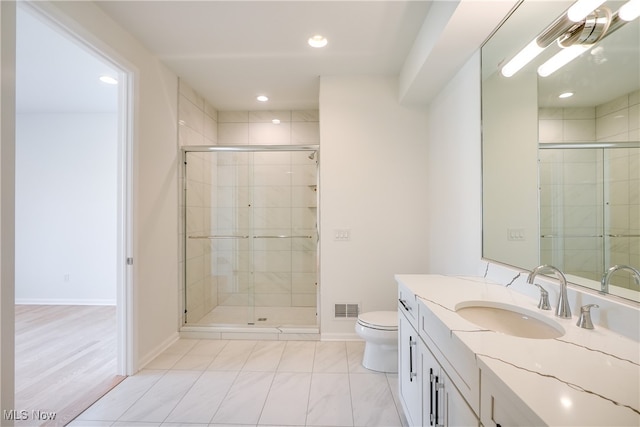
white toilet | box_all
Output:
[355,311,398,373]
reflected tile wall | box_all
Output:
[538,91,640,287]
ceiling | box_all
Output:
[93,0,432,111]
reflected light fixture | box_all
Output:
[308,34,328,48]
[272,119,281,124]
[500,0,638,78]
[559,92,574,98]
[99,75,118,85]
[257,95,269,102]
[619,0,640,20]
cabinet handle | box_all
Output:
[434,376,444,427]
[399,298,411,311]
[408,337,417,382]
[429,368,434,426]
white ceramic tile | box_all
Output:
[278,341,316,372]
[118,370,202,423]
[563,119,595,141]
[350,373,402,426]
[596,94,629,118]
[249,122,292,145]
[204,116,217,144]
[218,111,249,123]
[346,341,368,374]
[259,372,312,425]
[164,371,238,424]
[243,341,286,371]
[313,342,348,373]
[204,102,217,120]
[597,110,629,140]
[291,122,320,144]
[249,110,291,123]
[306,373,353,426]
[539,119,563,142]
[207,340,256,370]
[179,95,204,135]
[563,107,595,120]
[217,122,249,145]
[292,110,319,122]
[171,354,214,371]
[178,123,204,146]
[76,370,165,422]
[179,80,203,109]
[144,353,182,370]
[210,371,274,425]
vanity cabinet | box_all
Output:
[399,289,478,427]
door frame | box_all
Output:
[20,1,134,376]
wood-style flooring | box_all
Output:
[14,305,123,426]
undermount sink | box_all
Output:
[455,300,565,339]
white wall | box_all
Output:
[15,113,117,304]
[424,52,484,275]
[319,76,430,338]
[37,1,180,370]
[0,0,17,414]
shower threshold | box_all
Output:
[179,324,320,340]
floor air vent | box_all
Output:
[334,303,359,319]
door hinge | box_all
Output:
[126,257,134,265]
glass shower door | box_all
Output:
[183,146,318,327]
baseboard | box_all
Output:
[15,298,116,306]
[137,332,180,371]
[321,332,361,341]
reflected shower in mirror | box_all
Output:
[482,0,640,302]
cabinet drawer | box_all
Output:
[398,282,419,328]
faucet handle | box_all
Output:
[576,304,599,329]
[534,284,551,310]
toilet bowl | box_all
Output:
[355,311,398,373]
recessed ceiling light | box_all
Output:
[558,92,574,99]
[308,35,328,48]
[272,119,281,125]
[257,95,269,102]
[99,75,118,85]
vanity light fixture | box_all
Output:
[99,75,118,85]
[558,92,574,98]
[567,0,606,21]
[256,95,269,102]
[308,34,328,48]
[619,0,640,20]
[501,0,638,78]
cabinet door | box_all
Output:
[421,341,478,427]
[399,313,422,426]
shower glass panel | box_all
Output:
[539,144,640,293]
[183,146,318,327]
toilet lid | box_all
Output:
[357,311,398,331]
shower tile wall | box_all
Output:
[216,110,319,310]
[178,80,320,324]
[539,90,640,288]
[178,80,219,323]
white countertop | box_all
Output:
[395,274,640,426]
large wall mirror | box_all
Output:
[482,0,640,302]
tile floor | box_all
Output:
[71,339,406,427]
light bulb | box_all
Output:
[538,45,591,77]
[567,0,606,22]
[501,40,546,77]
[619,0,640,21]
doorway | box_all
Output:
[14,3,132,422]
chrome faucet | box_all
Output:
[601,265,640,293]
[527,265,571,319]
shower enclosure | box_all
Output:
[181,145,319,329]
[539,142,640,294]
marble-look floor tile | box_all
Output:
[346,341,369,373]
[243,340,286,371]
[145,353,182,370]
[164,371,238,424]
[67,420,112,426]
[119,370,202,423]
[278,340,316,372]
[210,371,274,425]
[171,354,214,371]
[76,370,165,422]
[186,339,229,357]
[306,373,353,426]
[313,342,348,373]
[207,340,257,371]
[259,372,312,425]
[349,373,402,427]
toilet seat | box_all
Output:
[357,311,398,331]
